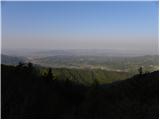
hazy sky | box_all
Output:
[2,1,158,54]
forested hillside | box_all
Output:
[1,63,159,119]
[40,68,130,84]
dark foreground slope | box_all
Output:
[1,64,159,119]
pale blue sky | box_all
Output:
[2,1,158,54]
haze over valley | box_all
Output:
[2,49,158,70]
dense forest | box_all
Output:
[1,63,159,119]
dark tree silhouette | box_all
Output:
[138,67,143,75]
[28,62,33,69]
[17,62,25,67]
[27,62,34,73]
[46,68,53,81]
[92,78,99,88]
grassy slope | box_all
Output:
[40,68,130,84]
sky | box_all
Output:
[2,1,159,54]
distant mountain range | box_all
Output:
[1,48,159,75]
[2,49,158,57]
[1,54,25,65]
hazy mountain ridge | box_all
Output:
[1,51,158,74]
[1,54,26,65]
[2,49,158,57]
